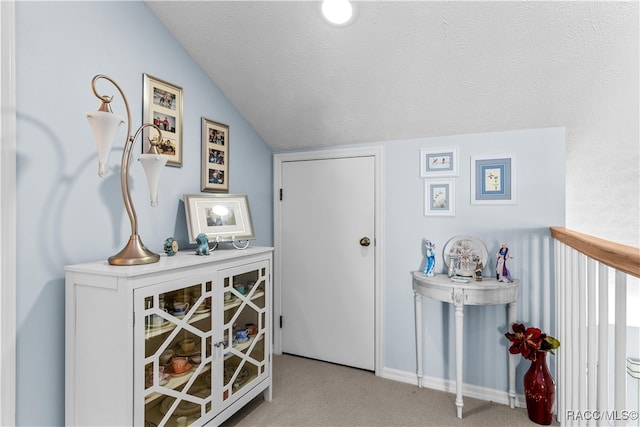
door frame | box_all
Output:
[273,146,384,376]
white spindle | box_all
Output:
[614,270,627,422]
[597,263,609,426]
[571,247,580,413]
[586,258,597,426]
[579,252,588,414]
[564,242,573,423]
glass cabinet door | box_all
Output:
[220,261,270,403]
[135,278,217,427]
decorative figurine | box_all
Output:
[496,243,513,282]
[163,237,179,256]
[424,240,436,277]
[195,233,210,256]
[474,255,483,281]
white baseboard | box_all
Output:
[381,367,526,409]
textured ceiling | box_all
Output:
[146,1,637,152]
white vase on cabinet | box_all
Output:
[65,247,273,426]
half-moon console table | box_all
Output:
[412,272,519,418]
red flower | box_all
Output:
[505,323,551,361]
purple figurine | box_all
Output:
[496,243,513,282]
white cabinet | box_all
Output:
[65,247,273,426]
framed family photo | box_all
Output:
[201,118,229,193]
[184,194,254,244]
[424,179,455,216]
[142,74,183,167]
[471,155,516,204]
[420,147,458,177]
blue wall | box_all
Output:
[15,2,272,424]
[382,128,565,392]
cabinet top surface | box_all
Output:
[412,272,519,290]
[64,246,273,276]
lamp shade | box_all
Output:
[86,110,125,177]
[139,153,168,207]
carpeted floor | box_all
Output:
[221,354,553,426]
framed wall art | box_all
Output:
[201,118,229,193]
[184,194,254,244]
[471,155,516,204]
[424,179,455,216]
[420,147,459,177]
[142,74,183,167]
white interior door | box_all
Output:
[280,156,375,371]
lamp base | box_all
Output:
[108,235,160,266]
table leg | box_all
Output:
[507,301,517,409]
[415,292,423,388]
[454,289,464,419]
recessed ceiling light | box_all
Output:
[321,0,357,27]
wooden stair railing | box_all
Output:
[551,226,639,426]
[550,227,640,278]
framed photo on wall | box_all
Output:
[420,147,459,177]
[424,179,455,216]
[201,118,229,193]
[471,155,516,204]
[142,74,183,167]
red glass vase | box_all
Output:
[524,351,555,425]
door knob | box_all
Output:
[359,237,371,247]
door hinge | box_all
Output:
[279,188,283,201]
[279,315,283,328]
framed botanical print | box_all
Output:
[424,179,455,216]
[142,74,183,167]
[420,147,459,177]
[471,155,516,204]
[201,118,229,193]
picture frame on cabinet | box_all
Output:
[184,194,254,244]
[201,118,229,193]
[142,74,183,167]
[471,155,516,204]
[420,147,459,177]
[424,179,455,216]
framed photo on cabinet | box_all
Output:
[471,155,516,204]
[201,118,229,193]
[184,194,254,244]
[424,179,455,216]
[142,74,183,167]
[420,147,458,177]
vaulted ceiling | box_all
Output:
[146,1,636,152]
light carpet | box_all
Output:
[221,354,553,426]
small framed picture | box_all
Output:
[424,179,455,216]
[142,74,183,167]
[420,147,459,177]
[201,118,229,193]
[184,194,254,244]
[471,155,516,204]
